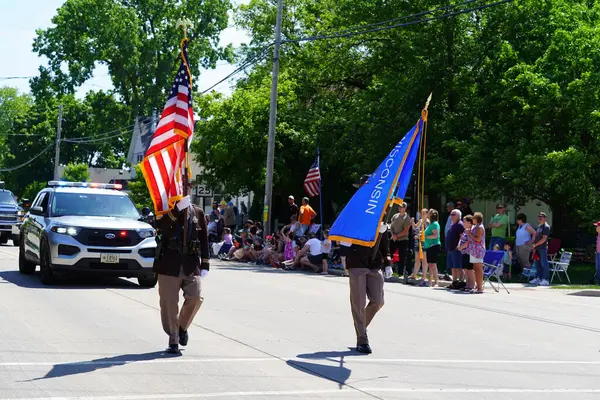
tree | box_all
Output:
[0,87,32,167]
[444,0,600,223]
[33,0,235,116]
[195,0,600,227]
[20,181,46,203]
[61,163,90,182]
[128,165,152,210]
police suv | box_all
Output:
[18,181,157,287]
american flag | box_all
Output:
[303,155,321,197]
[141,41,195,215]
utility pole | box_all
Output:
[263,0,284,235]
[53,104,63,180]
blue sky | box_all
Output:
[0,0,251,97]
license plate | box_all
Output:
[100,253,120,264]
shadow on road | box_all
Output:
[286,348,372,388]
[0,270,144,290]
[567,290,600,297]
[23,351,181,381]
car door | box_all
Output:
[25,191,49,260]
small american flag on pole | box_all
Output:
[303,155,321,197]
[141,40,195,215]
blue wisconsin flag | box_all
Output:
[329,117,424,247]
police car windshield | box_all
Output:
[51,192,140,219]
[0,191,16,206]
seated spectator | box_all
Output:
[280,227,296,263]
[254,221,264,238]
[320,229,332,275]
[283,235,307,270]
[249,226,259,240]
[212,227,233,257]
[301,233,323,272]
[250,237,269,264]
[284,215,302,237]
[230,238,254,262]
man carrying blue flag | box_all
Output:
[330,105,428,354]
[344,177,393,354]
[346,223,392,354]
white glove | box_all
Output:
[200,269,209,278]
[384,266,393,279]
[176,195,191,210]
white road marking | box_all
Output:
[11,388,600,399]
[3,357,600,367]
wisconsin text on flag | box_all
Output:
[303,156,321,197]
[141,40,195,215]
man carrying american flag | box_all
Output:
[141,34,209,355]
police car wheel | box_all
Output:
[138,275,157,288]
[18,237,36,275]
[39,240,56,286]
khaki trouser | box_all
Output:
[158,268,203,345]
[516,244,533,269]
[349,268,385,345]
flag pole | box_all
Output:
[177,18,192,199]
[318,148,324,239]
[177,18,192,250]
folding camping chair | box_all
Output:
[520,267,537,282]
[549,251,573,284]
[483,250,510,294]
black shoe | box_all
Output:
[356,343,372,354]
[179,328,189,346]
[166,344,180,354]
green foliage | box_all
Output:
[195,0,600,225]
[2,91,130,194]
[0,87,32,167]
[61,163,90,182]
[33,0,235,115]
[20,181,46,203]
[128,164,152,210]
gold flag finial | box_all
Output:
[424,92,433,111]
[176,17,192,40]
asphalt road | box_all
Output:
[1,245,600,400]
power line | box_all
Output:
[314,0,482,37]
[0,133,47,137]
[63,129,133,144]
[0,143,55,172]
[0,76,35,80]
[64,123,137,141]
[200,46,273,94]
[282,0,514,44]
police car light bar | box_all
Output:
[47,181,122,190]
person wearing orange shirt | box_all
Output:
[298,197,317,236]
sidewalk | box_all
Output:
[218,260,600,295]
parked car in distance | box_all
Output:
[0,181,24,246]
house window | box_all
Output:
[137,154,143,163]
